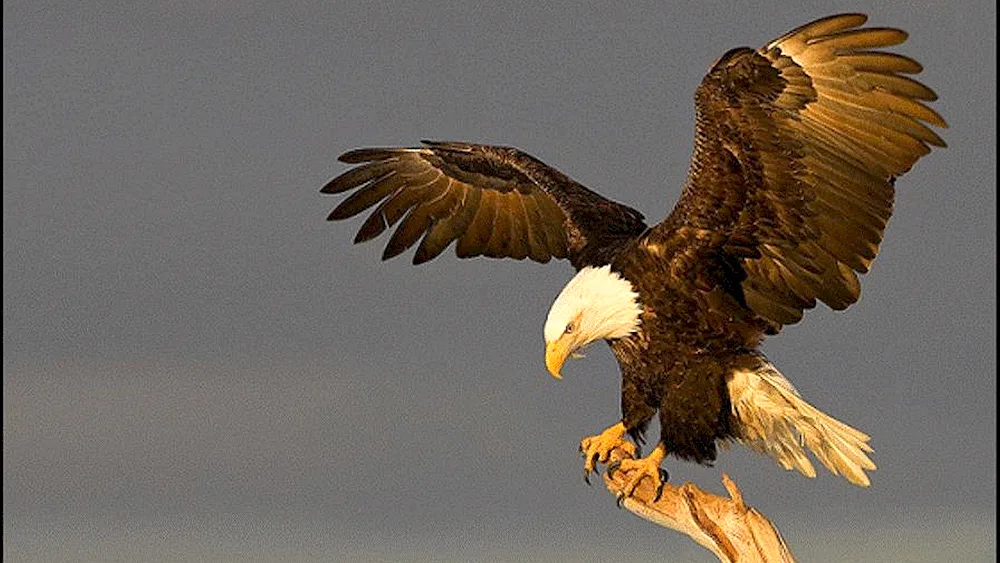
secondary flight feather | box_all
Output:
[321,14,944,496]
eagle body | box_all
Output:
[321,14,945,493]
[599,228,764,457]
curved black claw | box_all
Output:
[580,452,601,485]
[652,468,671,502]
[616,492,627,509]
[607,459,622,479]
[582,452,600,485]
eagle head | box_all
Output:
[543,265,642,379]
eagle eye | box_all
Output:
[564,323,575,334]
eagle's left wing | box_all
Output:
[660,14,946,327]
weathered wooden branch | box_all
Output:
[601,446,795,562]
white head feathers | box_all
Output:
[543,265,643,345]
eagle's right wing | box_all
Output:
[322,141,647,269]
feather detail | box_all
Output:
[728,359,876,487]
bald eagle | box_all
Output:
[321,14,945,499]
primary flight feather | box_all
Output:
[321,14,945,496]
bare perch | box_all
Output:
[602,447,795,562]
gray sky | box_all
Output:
[3,1,995,561]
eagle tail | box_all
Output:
[728,360,876,487]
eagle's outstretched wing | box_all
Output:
[662,13,946,326]
[322,141,647,269]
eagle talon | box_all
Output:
[653,468,670,502]
[609,444,669,501]
[653,483,665,502]
[607,459,622,478]
[581,452,599,486]
[616,492,627,509]
[580,422,631,481]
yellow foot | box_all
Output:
[579,422,636,484]
[608,444,669,503]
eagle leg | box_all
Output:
[580,421,636,484]
[608,443,669,502]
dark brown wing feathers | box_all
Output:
[322,14,943,332]
[662,13,945,327]
[323,141,647,268]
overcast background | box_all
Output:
[4,1,995,562]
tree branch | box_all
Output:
[601,446,796,562]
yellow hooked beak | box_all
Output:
[545,338,573,380]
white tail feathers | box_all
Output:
[728,361,876,487]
